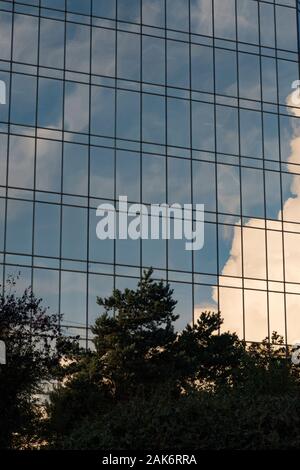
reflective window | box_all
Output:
[91,86,115,137]
[92,0,116,19]
[0,12,12,60]
[261,57,277,104]
[61,271,87,326]
[38,78,63,130]
[8,135,35,189]
[275,5,298,52]
[34,203,60,258]
[142,155,166,204]
[142,36,165,85]
[263,113,279,161]
[216,106,239,155]
[13,14,38,64]
[168,157,191,205]
[0,135,7,187]
[167,40,189,88]
[117,31,140,81]
[67,0,91,14]
[190,0,212,36]
[241,168,265,218]
[193,161,216,212]
[166,0,189,31]
[33,269,60,314]
[244,290,268,342]
[217,164,240,215]
[117,90,140,140]
[64,82,89,133]
[92,27,115,77]
[11,74,37,126]
[237,0,259,45]
[142,0,165,27]
[277,59,299,105]
[167,98,190,148]
[90,147,114,200]
[62,206,87,260]
[243,227,267,280]
[88,274,114,324]
[142,93,165,144]
[259,3,275,49]
[240,109,262,159]
[66,23,90,73]
[36,139,62,193]
[40,18,64,69]
[117,0,141,23]
[192,101,215,152]
[89,209,114,264]
[265,170,282,220]
[238,52,261,101]
[6,200,33,254]
[63,143,88,196]
[194,222,217,274]
[215,48,237,97]
[214,0,236,41]
[116,150,140,202]
[191,44,214,93]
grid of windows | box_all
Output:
[0,0,300,346]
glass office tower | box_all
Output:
[0,0,300,346]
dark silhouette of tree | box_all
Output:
[0,277,79,449]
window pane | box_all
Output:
[8,135,35,189]
[243,226,267,280]
[67,0,91,14]
[194,222,217,274]
[192,101,215,152]
[168,157,191,205]
[116,150,140,202]
[63,143,88,196]
[92,27,115,76]
[191,44,214,93]
[117,31,140,81]
[66,23,90,73]
[92,0,116,19]
[217,163,240,215]
[36,139,62,193]
[215,48,237,96]
[275,5,297,51]
[0,135,7,187]
[89,208,114,263]
[142,93,165,144]
[142,0,165,27]
[11,74,37,126]
[0,12,12,60]
[240,109,262,159]
[142,154,166,204]
[90,147,114,199]
[259,3,275,49]
[40,18,64,69]
[91,86,115,137]
[167,40,189,88]
[64,82,89,133]
[34,203,60,258]
[214,0,236,40]
[191,0,212,36]
[263,113,279,161]
[238,52,260,101]
[13,14,38,64]
[117,90,140,140]
[242,168,265,218]
[6,200,33,254]
[167,97,190,148]
[166,0,189,31]
[38,78,63,129]
[117,0,141,23]
[261,57,277,104]
[61,271,87,327]
[193,160,216,212]
[33,268,60,314]
[142,36,165,85]
[62,206,87,260]
[216,106,239,155]
[237,0,259,44]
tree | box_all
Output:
[0,277,79,449]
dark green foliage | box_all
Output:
[0,277,79,449]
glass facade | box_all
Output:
[0,0,300,346]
